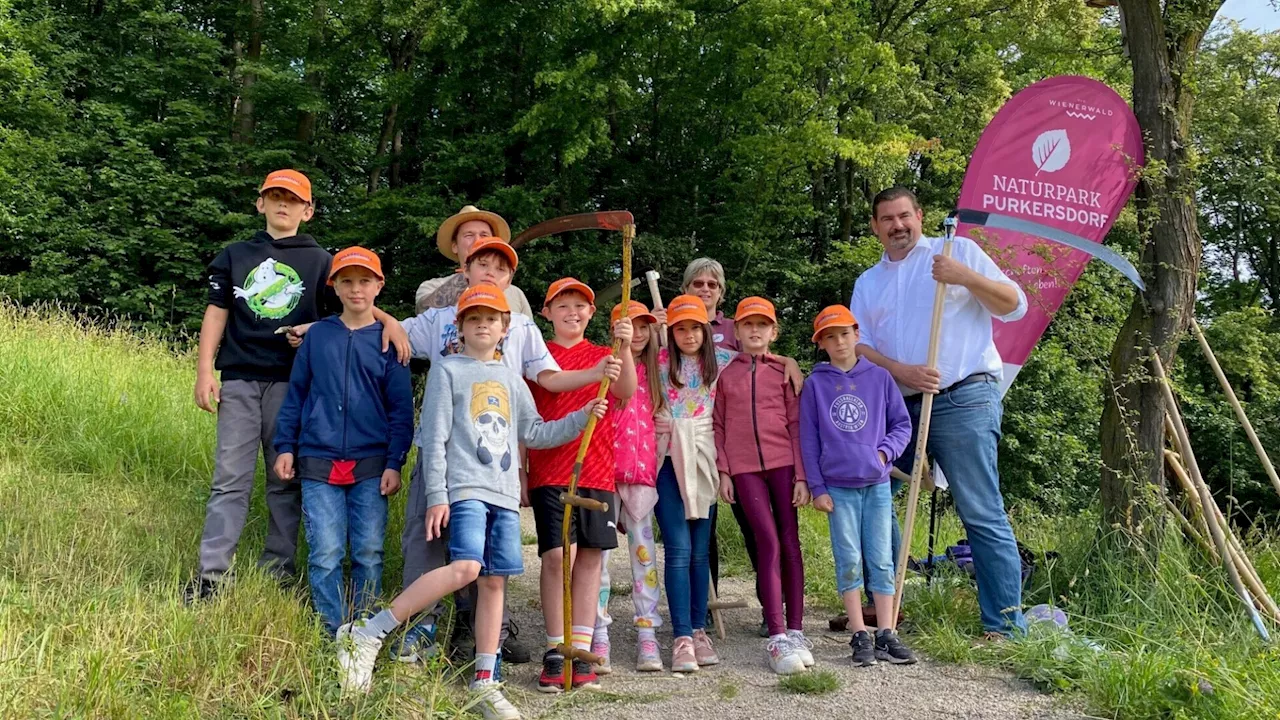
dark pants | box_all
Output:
[734,466,804,635]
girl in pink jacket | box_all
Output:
[712,297,812,676]
[596,301,666,673]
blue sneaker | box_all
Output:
[392,622,438,663]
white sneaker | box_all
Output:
[787,629,816,667]
[765,636,807,676]
[469,680,521,720]
[337,622,384,694]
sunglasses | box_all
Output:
[689,279,720,290]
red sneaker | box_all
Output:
[572,658,602,690]
[537,649,565,694]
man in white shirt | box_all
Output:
[850,187,1028,637]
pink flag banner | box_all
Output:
[956,75,1144,391]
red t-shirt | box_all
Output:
[527,340,617,492]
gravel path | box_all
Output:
[484,509,1086,720]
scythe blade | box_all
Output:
[955,208,1145,291]
[512,211,636,248]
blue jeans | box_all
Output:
[654,458,713,638]
[828,483,895,596]
[893,380,1026,634]
[301,477,388,636]
[447,500,523,576]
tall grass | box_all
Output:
[0,304,463,718]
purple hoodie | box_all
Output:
[799,358,912,498]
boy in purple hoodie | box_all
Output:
[800,305,916,667]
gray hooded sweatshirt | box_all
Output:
[418,353,588,511]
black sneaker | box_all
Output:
[501,618,531,664]
[182,577,219,605]
[757,619,769,638]
[571,658,602,690]
[874,629,917,665]
[851,630,877,667]
[449,618,476,662]
[538,648,566,693]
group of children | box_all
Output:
[189,170,917,720]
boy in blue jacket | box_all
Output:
[273,247,415,636]
[800,305,916,667]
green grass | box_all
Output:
[777,669,839,695]
[0,304,467,718]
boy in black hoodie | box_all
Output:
[187,170,409,603]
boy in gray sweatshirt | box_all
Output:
[336,283,607,719]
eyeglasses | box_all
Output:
[689,279,720,290]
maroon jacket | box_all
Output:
[712,353,805,481]
[711,310,740,352]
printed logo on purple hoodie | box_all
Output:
[799,358,913,498]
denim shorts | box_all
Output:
[827,483,895,597]
[447,500,523,576]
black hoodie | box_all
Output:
[206,231,336,382]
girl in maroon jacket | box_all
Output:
[712,296,813,676]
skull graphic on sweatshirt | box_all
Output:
[470,380,513,471]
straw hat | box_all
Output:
[436,205,512,261]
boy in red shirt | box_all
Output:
[528,278,637,692]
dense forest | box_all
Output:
[0,0,1276,516]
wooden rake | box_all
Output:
[554,219,633,691]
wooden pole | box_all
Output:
[645,270,667,348]
[1153,352,1271,640]
[1190,319,1280,498]
[1164,438,1280,623]
[892,217,956,626]
[558,223,633,690]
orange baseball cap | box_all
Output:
[543,277,595,307]
[811,305,859,342]
[735,296,777,324]
[328,246,384,285]
[458,282,511,314]
[667,295,710,326]
[611,300,657,325]
[466,236,519,271]
[260,169,312,203]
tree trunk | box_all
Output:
[1099,0,1221,547]
[231,0,262,145]
[367,103,398,195]
[295,0,327,144]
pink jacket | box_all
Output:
[712,353,805,481]
[614,362,658,487]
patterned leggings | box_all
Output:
[595,505,663,634]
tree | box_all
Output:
[1099,0,1223,543]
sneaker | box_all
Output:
[469,679,521,720]
[392,622,438,663]
[757,619,769,638]
[501,619,531,664]
[337,622,384,694]
[591,634,612,675]
[765,636,807,676]
[635,637,663,672]
[537,648,566,693]
[786,630,816,668]
[182,577,219,605]
[691,629,720,666]
[572,658,602,690]
[874,629,917,665]
[450,618,476,662]
[671,636,699,673]
[850,630,877,667]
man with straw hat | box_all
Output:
[849,186,1028,639]
[396,205,534,667]
[415,205,533,315]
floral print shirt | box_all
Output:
[657,346,736,419]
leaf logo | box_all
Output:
[1031,129,1071,175]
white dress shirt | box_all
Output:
[850,235,1027,396]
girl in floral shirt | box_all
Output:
[652,295,735,672]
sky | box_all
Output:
[1219,0,1279,31]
